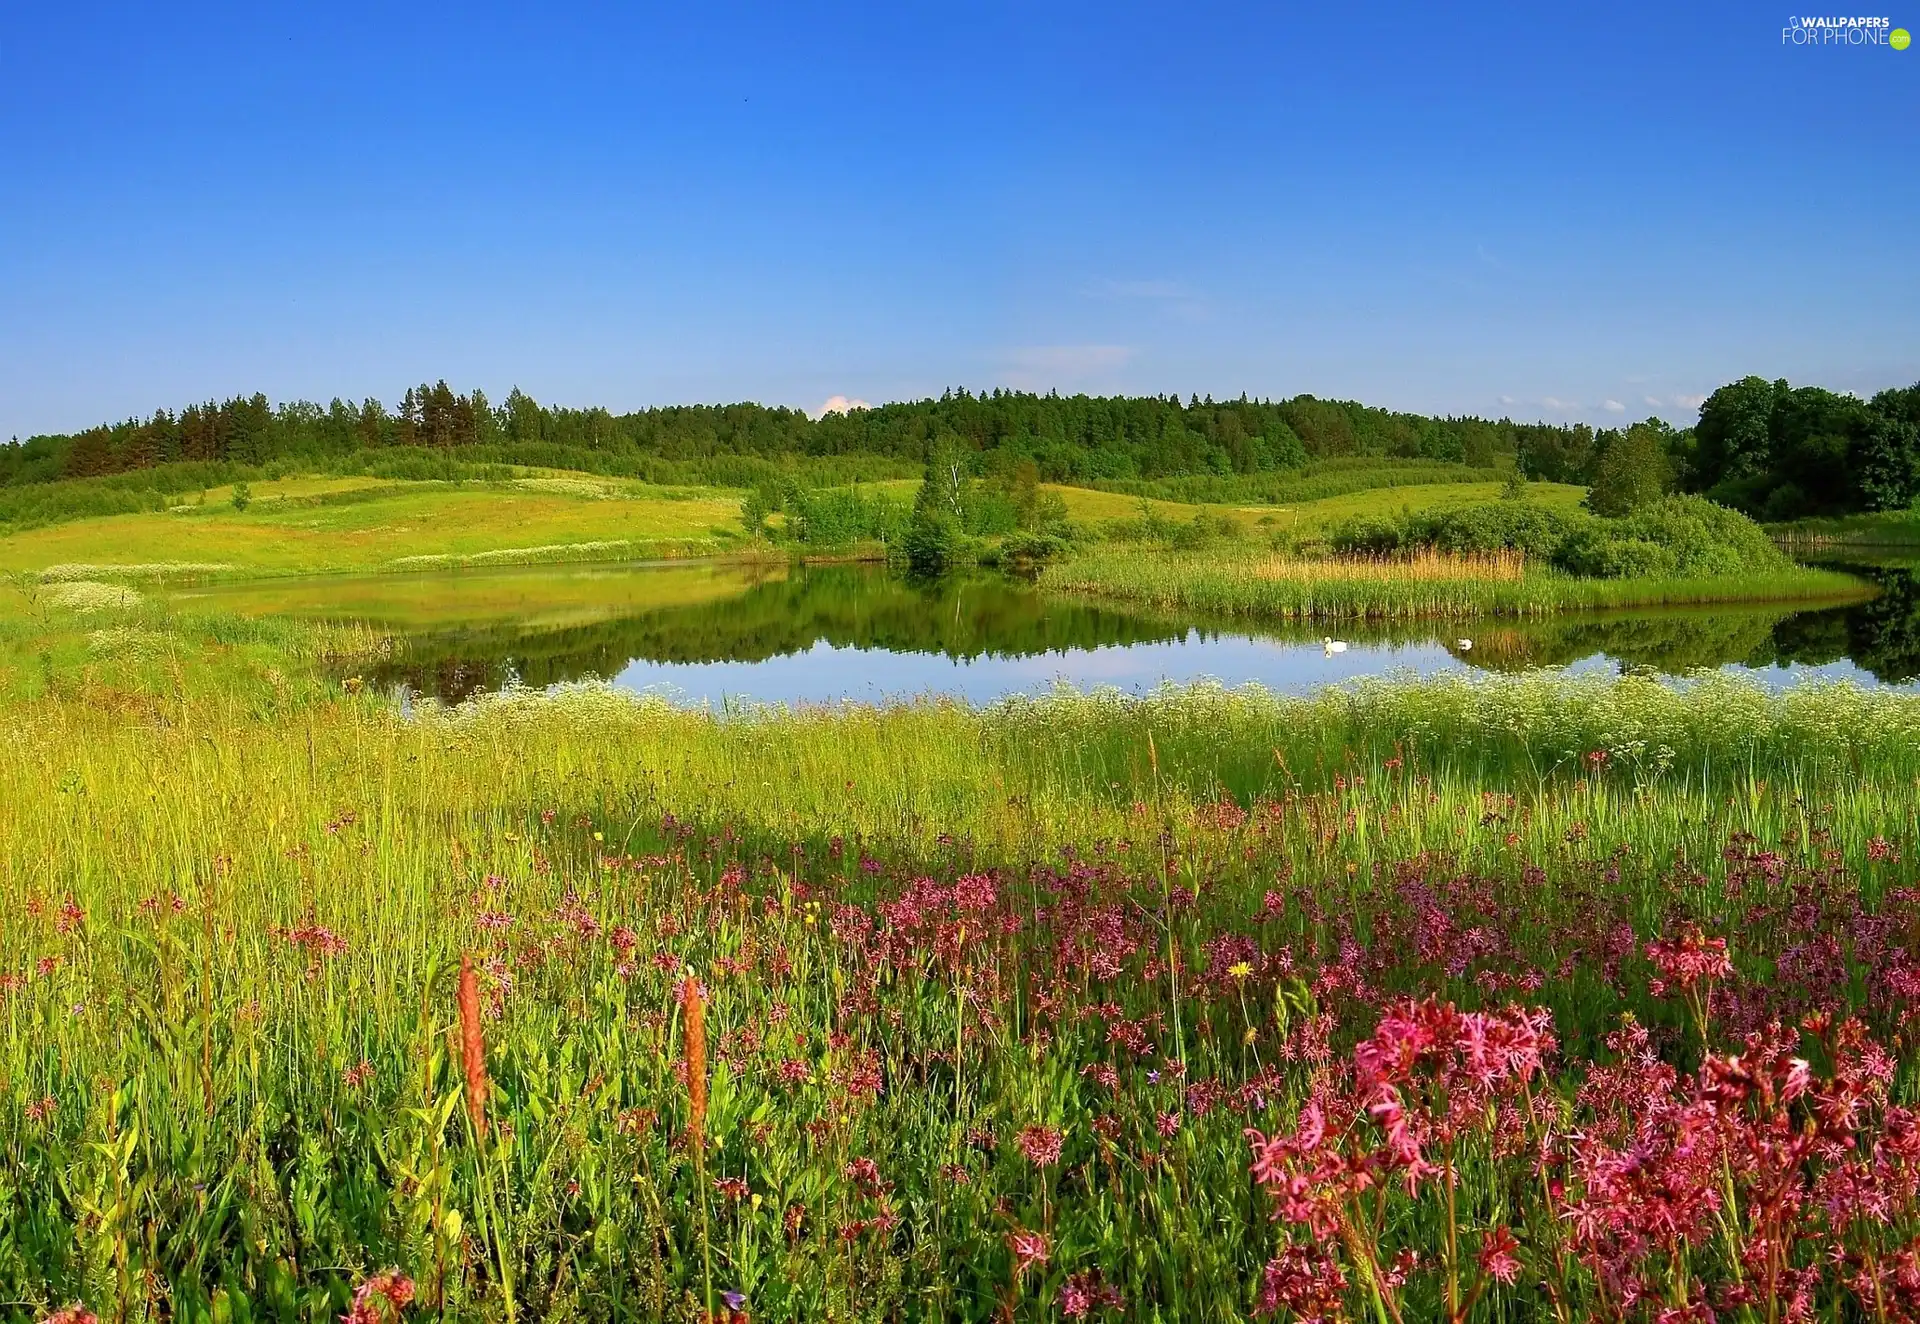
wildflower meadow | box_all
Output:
[3,676,1920,1322]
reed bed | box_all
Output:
[1,678,1919,1321]
[1252,548,1527,585]
[1043,549,1869,620]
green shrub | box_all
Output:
[904,507,964,573]
[1102,508,1247,549]
[994,530,1075,565]
[1330,501,1584,559]
[1328,514,1408,555]
[1426,503,1584,558]
[1328,495,1787,580]
[785,485,909,546]
[1597,494,1788,576]
[1555,528,1676,578]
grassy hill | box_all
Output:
[0,466,1586,581]
[0,473,749,578]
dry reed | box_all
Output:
[457,954,489,1140]
[682,973,708,1154]
[1252,548,1527,584]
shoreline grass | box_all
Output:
[1771,508,1920,548]
[1041,547,1872,620]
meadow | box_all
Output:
[0,476,750,580]
[0,465,1865,639]
[5,460,1920,1323]
[0,471,1587,585]
[4,674,1920,1323]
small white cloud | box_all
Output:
[1602,399,1626,413]
[813,395,872,418]
[1540,396,1580,412]
[1672,392,1708,410]
[1643,395,1664,408]
[1498,394,1517,406]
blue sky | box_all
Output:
[2,1,1915,438]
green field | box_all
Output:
[0,476,749,579]
[0,473,1599,583]
[6,463,1920,1323]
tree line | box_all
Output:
[1517,378,1920,520]
[2,385,1560,488]
[7,377,1916,521]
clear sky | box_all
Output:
[2,1,1915,438]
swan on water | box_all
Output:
[1323,637,1348,655]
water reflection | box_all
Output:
[170,559,1920,705]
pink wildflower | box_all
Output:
[1007,1227,1050,1276]
[1477,1224,1521,1285]
[344,1269,414,1324]
[1016,1124,1064,1166]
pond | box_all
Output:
[167,558,1920,706]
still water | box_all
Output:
[171,559,1920,706]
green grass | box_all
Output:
[1042,479,1587,537]
[1079,458,1517,507]
[0,477,751,579]
[1772,508,1920,547]
[164,560,790,633]
[1239,479,1588,540]
[1041,546,1869,620]
[2,677,1919,1320]
[0,469,1589,587]
[9,456,1920,1320]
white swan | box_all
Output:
[1457,638,1473,651]
[1323,637,1348,655]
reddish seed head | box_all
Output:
[682,973,708,1153]
[456,954,488,1140]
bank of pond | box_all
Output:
[147,555,1920,707]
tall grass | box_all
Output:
[1772,509,1920,548]
[1044,548,1869,620]
[1251,548,1527,584]
[2,678,1919,1320]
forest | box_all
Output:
[1,385,1564,487]
[1517,377,1920,518]
[6,376,1918,522]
